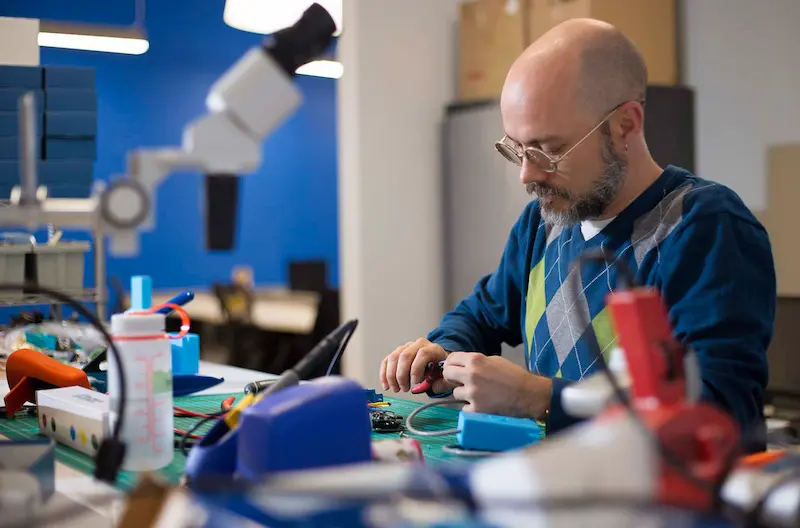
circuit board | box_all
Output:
[0,392,462,491]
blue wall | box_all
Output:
[0,0,339,299]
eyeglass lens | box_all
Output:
[495,142,555,171]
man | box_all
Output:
[378,18,775,442]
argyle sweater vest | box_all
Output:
[429,165,774,440]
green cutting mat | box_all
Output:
[0,393,461,491]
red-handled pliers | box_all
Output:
[411,360,445,394]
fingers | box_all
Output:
[379,357,388,390]
[453,385,473,409]
[410,345,446,387]
[395,347,418,392]
[382,339,434,393]
[431,378,458,395]
[382,341,412,392]
[444,351,474,367]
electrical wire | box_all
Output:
[173,405,214,419]
[325,321,356,376]
[0,283,128,482]
[179,411,226,457]
[441,444,496,457]
[404,399,464,437]
[174,427,203,440]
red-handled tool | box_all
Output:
[410,360,445,394]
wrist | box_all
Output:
[518,374,552,420]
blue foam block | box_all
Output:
[44,112,96,138]
[456,411,543,452]
[38,160,94,184]
[0,112,44,137]
[43,138,96,160]
[130,275,153,310]
[44,89,97,112]
[0,89,44,112]
[0,66,43,89]
[43,67,95,89]
[171,333,200,375]
[236,377,372,479]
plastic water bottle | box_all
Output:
[107,312,174,471]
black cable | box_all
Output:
[244,319,360,395]
[325,321,356,376]
[292,319,359,380]
[0,283,127,482]
[571,249,742,510]
[184,321,360,455]
[179,410,226,456]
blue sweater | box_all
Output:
[428,166,775,444]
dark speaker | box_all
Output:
[644,86,695,173]
[205,174,240,251]
[289,260,328,292]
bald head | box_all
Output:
[504,18,647,117]
[499,19,656,226]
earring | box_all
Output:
[624,143,629,152]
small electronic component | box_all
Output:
[371,410,405,433]
[365,389,384,403]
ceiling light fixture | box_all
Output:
[38,22,149,55]
[295,59,343,79]
[38,0,149,55]
[223,0,343,36]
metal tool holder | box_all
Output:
[0,93,105,320]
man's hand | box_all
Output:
[380,338,455,394]
[443,352,552,419]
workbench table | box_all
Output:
[0,361,460,526]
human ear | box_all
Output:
[615,101,644,145]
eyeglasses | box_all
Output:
[494,101,634,173]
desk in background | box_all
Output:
[149,287,320,335]
[145,287,325,373]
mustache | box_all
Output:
[526,183,571,199]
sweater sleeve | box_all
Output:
[426,204,535,356]
[658,212,774,444]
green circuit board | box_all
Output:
[0,392,462,491]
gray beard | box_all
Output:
[529,129,627,226]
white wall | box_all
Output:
[0,17,39,66]
[338,0,461,386]
[680,0,800,211]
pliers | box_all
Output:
[410,360,445,394]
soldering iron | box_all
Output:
[218,319,358,433]
[244,319,358,396]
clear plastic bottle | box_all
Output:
[107,312,174,471]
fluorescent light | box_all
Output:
[38,21,149,55]
[296,60,343,79]
[224,0,342,36]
